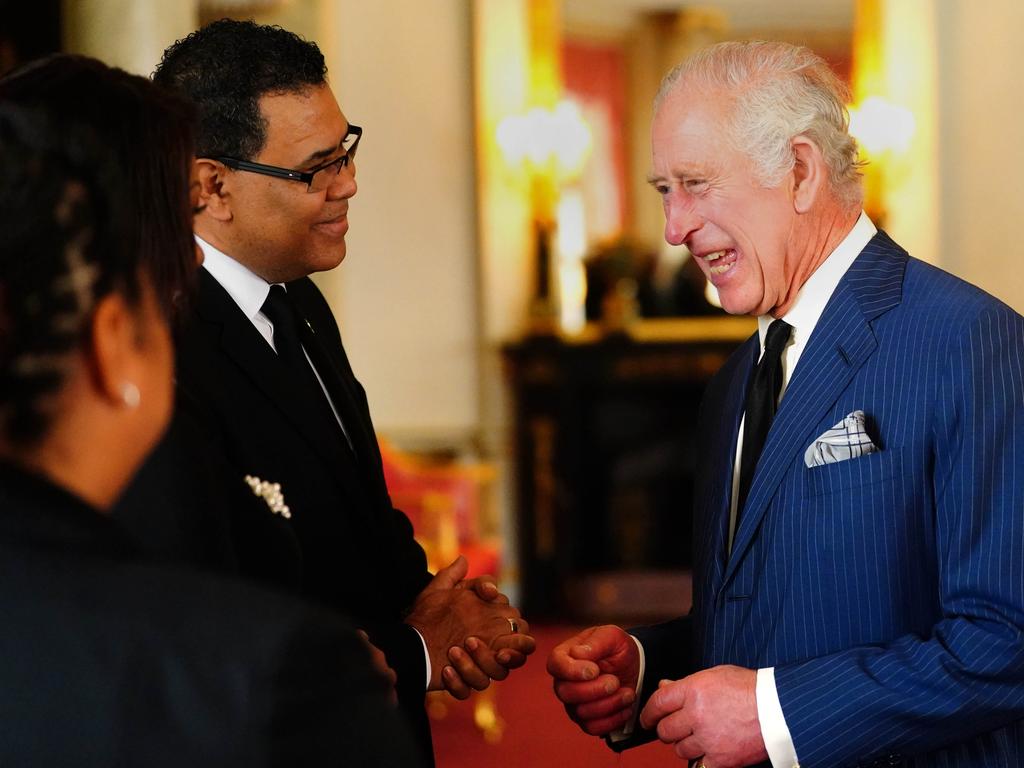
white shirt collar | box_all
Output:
[757,211,877,349]
[195,234,275,324]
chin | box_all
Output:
[304,245,346,275]
[717,284,768,317]
[719,296,755,317]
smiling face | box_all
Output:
[218,84,357,283]
[650,85,803,318]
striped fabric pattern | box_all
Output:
[684,232,1024,767]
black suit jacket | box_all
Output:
[118,268,435,761]
[0,462,421,767]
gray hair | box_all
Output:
[656,40,863,207]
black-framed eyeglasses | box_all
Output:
[215,124,362,193]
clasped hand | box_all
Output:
[548,627,768,767]
[547,625,641,735]
[639,665,768,767]
[406,556,535,699]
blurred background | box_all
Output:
[4,1,1021,764]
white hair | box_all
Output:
[656,40,864,207]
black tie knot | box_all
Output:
[261,285,297,341]
[763,319,792,356]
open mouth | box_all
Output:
[700,248,738,277]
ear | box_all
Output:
[193,157,233,223]
[790,135,827,214]
[85,292,142,409]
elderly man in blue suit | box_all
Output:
[548,40,1024,768]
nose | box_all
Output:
[663,193,703,247]
[326,160,356,200]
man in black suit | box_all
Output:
[117,20,533,764]
[0,57,419,767]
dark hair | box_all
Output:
[154,18,327,161]
[0,55,196,446]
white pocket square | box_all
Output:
[804,410,879,468]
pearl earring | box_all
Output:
[121,382,141,409]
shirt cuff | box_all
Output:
[609,634,646,742]
[411,626,431,692]
[756,667,800,768]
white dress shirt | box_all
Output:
[195,235,433,690]
[618,213,877,765]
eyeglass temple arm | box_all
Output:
[217,157,306,182]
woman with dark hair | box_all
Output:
[0,56,419,767]
[0,54,197,323]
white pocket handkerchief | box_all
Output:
[804,410,879,468]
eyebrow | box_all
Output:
[646,165,712,187]
[296,124,354,169]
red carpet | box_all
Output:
[432,625,672,768]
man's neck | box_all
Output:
[194,223,239,267]
[774,202,861,318]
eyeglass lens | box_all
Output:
[308,130,360,192]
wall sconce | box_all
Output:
[496,101,592,179]
[848,96,916,226]
[497,100,592,334]
[849,96,916,155]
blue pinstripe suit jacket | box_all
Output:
[632,232,1024,767]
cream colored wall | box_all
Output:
[934,0,1024,313]
[316,0,481,445]
[238,0,327,42]
[873,0,1023,314]
[62,0,197,76]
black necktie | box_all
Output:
[735,319,792,522]
[261,285,362,458]
[261,285,314,376]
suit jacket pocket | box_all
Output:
[805,446,906,498]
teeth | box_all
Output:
[702,249,734,275]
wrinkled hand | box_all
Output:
[547,624,640,736]
[406,556,535,695]
[357,629,398,705]
[639,665,767,767]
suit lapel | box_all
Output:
[699,340,757,591]
[193,270,352,475]
[722,232,908,586]
[288,290,374,462]
[284,279,392,500]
